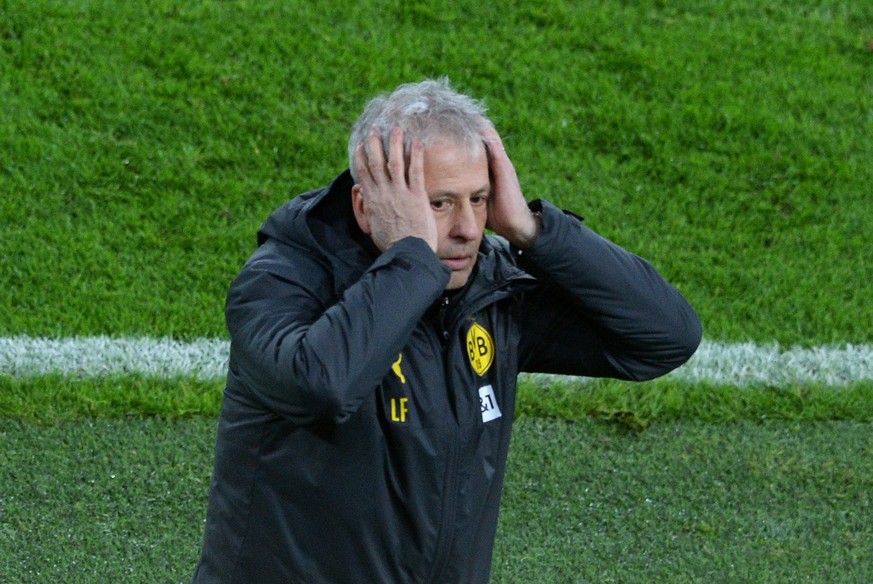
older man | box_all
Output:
[193,78,701,583]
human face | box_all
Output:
[423,140,491,290]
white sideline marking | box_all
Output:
[0,337,872,386]
[0,337,230,380]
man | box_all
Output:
[193,78,701,583]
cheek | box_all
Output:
[432,212,452,240]
[474,206,489,229]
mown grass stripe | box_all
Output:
[2,337,872,386]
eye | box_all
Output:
[430,198,451,211]
[470,194,489,207]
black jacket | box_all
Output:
[193,170,701,583]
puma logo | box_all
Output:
[392,353,406,384]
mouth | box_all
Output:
[440,255,473,271]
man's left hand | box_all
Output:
[482,127,542,250]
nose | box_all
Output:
[449,199,480,242]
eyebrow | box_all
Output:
[429,185,492,198]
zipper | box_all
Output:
[438,295,451,344]
[444,281,518,338]
[425,273,535,582]
[425,430,462,583]
[424,295,461,583]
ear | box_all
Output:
[351,184,372,235]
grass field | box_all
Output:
[3,417,872,583]
[2,0,872,581]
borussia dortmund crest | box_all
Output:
[466,322,494,376]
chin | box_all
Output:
[446,272,471,290]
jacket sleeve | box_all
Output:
[516,200,702,381]
[225,236,450,423]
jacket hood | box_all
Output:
[257,170,381,286]
[257,169,363,251]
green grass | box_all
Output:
[3,374,872,425]
[518,378,873,426]
[495,417,873,582]
[3,0,873,581]
[2,0,872,344]
[0,374,224,421]
[0,417,213,583]
[2,417,871,583]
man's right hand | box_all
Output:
[352,127,438,253]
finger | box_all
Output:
[407,139,425,194]
[364,126,388,185]
[352,142,375,187]
[482,126,506,160]
[482,128,515,183]
[386,126,405,183]
[483,128,518,187]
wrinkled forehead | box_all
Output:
[392,128,486,162]
[422,139,490,193]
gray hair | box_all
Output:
[347,77,493,182]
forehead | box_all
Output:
[422,139,489,194]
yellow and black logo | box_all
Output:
[466,322,494,376]
[390,353,409,423]
[391,397,408,422]
[392,353,406,384]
